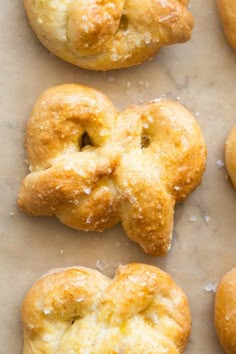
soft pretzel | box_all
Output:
[17,84,207,256]
[21,263,191,354]
[217,0,236,49]
[215,268,236,354]
[23,0,194,70]
[225,126,236,189]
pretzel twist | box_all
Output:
[23,0,194,70]
[225,126,236,189]
[18,84,207,256]
[217,0,236,49]
[21,263,191,353]
[215,268,236,354]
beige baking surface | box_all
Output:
[1,1,236,353]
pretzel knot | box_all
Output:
[21,263,191,353]
[18,84,207,256]
[23,0,193,70]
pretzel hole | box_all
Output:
[81,132,92,148]
[120,15,129,30]
[141,134,151,149]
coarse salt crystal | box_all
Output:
[216,160,224,169]
[174,186,180,191]
[204,215,210,224]
[204,283,218,293]
[84,187,91,195]
[43,308,51,315]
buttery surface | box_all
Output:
[1,1,236,353]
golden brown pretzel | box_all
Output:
[23,0,194,70]
[225,126,236,189]
[18,84,207,256]
[215,268,236,354]
[217,0,236,49]
[21,263,191,353]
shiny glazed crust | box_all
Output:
[215,268,236,354]
[23,0,194,70]
[217,0,236,49]
[225,126,236,189]
[21,263,191,353]
[17,84,207,256]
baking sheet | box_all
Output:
[1,1,236,353]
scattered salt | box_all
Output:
[204,215,210,224]
[189,216,197,222]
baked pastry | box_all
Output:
[217,0,236,49]
[225,126,236,189]
[23,0,194,70]
[18,84,207,256]
[21,263,191,353]
[215,268,236,354]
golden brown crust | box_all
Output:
[225,126,236,189]
[215,268,236,354]
[21,263,191,353]
[217,0,236,49]
[17,84,207,256]
[23,0,194,70]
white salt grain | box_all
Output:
[84,187,91,195]
[189,216,197,222]
[216,160,224,169]
[204,283,218,293]
[204,215,210,224]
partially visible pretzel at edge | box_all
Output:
[18,84,207,256]
[23,0,194,70]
